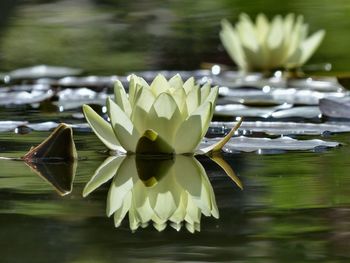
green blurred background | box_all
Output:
[0,0,349,74]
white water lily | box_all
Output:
[83,73,237,155]
[220,13,325,72]
[83,155,220,233]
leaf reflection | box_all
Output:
[24,160,76,196]
[83,155,241,233]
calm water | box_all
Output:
[0,0,350,262]
[1,129,350,262]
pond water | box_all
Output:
[1,130,350,262]
[1,1,350,263]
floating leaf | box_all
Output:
[209,121,350,135]
[199,136,339,153]
[0,90,53,105]
[219,87,345,106]
[9,65,82,80]
[0,121,28,132]
[22,123,77,162]
[319,97,350,119]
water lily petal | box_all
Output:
[286,15,304,59]
[172,87,188,118]
[266,15,287,68]
[203,86,218,106]
[129,75,149,106]
[256,13,270,43]
[114,80,132,117]
[283,13,295,43]
[299,30,325,65]
[169,74,184,89]
[220,19,246,69]
[133,84,155,112]
[82,104,124,152]
[150,74,170,96]
[267,15,284,49]
[107,97,140,153]
[183,77,196,94]
[197,118,243,155]
[174,102,212,154]
[186,85,200,114]
[147,93,183,144]
[83,156,124,197]
[131,88,156,134]
[200,83,211,104]
[236,13,259,52]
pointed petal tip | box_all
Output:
[197,117,243,155]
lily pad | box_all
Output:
[56,75,122,89]
[9,65,82,80]
[0,121,28,132]
[209,121,350,136]
[0,90,53,105]
[55,88,108,110]
[319,97,350,119]
[199,136,339,153]
[271,106,322,119]
[22,123,77,162]
[215,104,292,118]
[216,104,321,119]
[219,87,346,106]
[214,71,344,92]
[26,121,61,131]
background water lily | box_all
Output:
[83,74,225,154]
[83,155,219,233]
[220,13,325,72]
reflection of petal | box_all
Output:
[209,153,243,190]
[25,160,76,196]
[114,191,132,227]
[174,156,211,216]
[83,156,124,197]
[107,156,138,216]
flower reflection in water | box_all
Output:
[83,155,241,233]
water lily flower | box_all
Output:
[83,155,219,233]
[83,74,240,155]
[220,13,325,72]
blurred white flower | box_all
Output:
[220,13,325,72]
